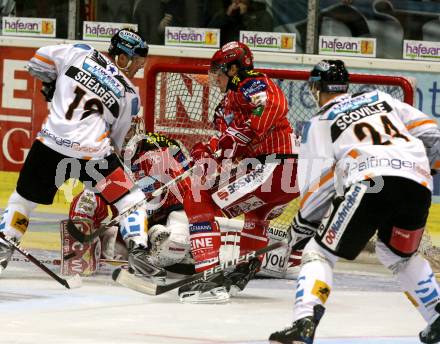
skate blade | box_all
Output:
[179,287,230,304]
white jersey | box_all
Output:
[299,90,436,223]
[27,43,140,159]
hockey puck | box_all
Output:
[63,252,76,260]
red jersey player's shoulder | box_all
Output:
[231,70,274,105]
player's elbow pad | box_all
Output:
[419,128,440,171]
[27,65,56,83]
[289,212,318,250]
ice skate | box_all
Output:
[269,305,325,344]
[127,241,167,284]
[0,238,14,274]
[420,303,440,344]
[178,272,230,304]
[225,257,261,296]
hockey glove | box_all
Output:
[190,142,219,181]
[41,80,56,102]
[218,121,254,159]
[288,212,318,250]
[190,142,215,161]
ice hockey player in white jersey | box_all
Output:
[270,60,440,344]
[0,29,166,282]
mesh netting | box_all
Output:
[152,70,411,234]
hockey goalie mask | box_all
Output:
[209,41,254,92]
[308,59,349,105]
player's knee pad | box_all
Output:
[375,238,412,273]
[387,225,425,257]
[119,207,148,247]
[302,238,338,268]
[149,223,190,267]
[0,191,36,239]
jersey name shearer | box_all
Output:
[66,66,120,117]
[331,101,392,141]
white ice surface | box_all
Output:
[0,258,425,344]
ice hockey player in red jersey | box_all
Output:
[178,41,300,303]
[0,29,163,281]
[65,132,193,275]
[269,60,440,344]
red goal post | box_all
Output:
[144,62,417,234]
[145,62,416,153]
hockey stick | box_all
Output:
[112,241,285,296]
[0,232,81,289]
[151,149,222,198]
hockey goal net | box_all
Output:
[144,62,440,270]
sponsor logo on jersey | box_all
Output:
[330,101,392,141]
[347,156,431,179]
[189,221,213,234]
[224,195,265,217]
[38,128,101,153]
[83,57,124,97]
[324,185,362,247]
[226,165,265,194]
[240,79,267,100]
[266,204,287,220]
[325,93,378,120]
[65,66,120,117]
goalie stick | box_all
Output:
[112,241,285,296]
[0,232,81,289]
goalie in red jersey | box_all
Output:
[62,132,193,277]
[178,41,300,303]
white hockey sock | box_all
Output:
[293,238,337,321]
[0,191,36,241]
[376,239,440,323]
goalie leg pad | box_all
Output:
[376,239,440,323]
[259,225,290,279]
[61,219,101,276]
[119,206,148,247]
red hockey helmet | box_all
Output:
[210,41,254,74]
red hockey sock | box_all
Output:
[240,219,269,259]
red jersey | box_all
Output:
[214,70,294,157]
[130,134,191,221]
[69,133,191,227]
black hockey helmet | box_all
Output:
[108,28,149,58]
[308,60,349,93]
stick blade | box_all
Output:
[112,268,158,295]
[66,274,82,289]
